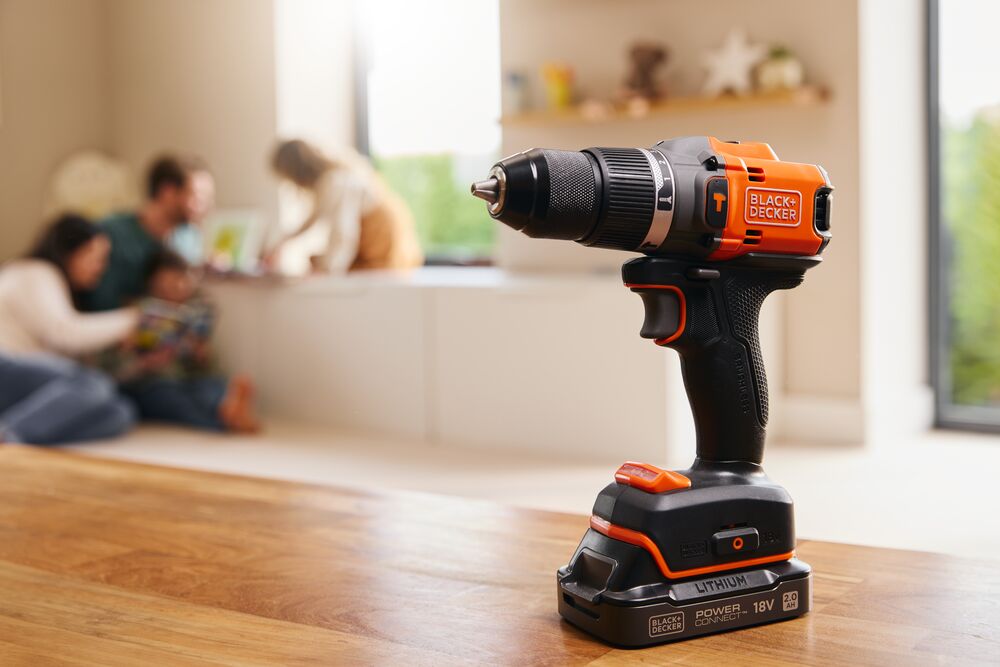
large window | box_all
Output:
[357,0,501,264]
[930,0,1000,429]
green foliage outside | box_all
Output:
[943,114,1000,406]
[373,153,496,260]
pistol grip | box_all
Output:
[625,256,808,464]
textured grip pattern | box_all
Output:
[543,149,597,217]
[724,275,801,425]
[683,288,720,340]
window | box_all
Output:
[357,0,501,264]
[930,0,1000,429]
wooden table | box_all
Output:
[0,446,997,666]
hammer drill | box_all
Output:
[471,136,832,646]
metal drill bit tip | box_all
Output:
[470,178,500,205]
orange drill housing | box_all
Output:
[705,137,832,261]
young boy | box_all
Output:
[128,248,215,379]
[96,247,259,433]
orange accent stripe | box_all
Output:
[589,515,794,580]
[623,284,686,345]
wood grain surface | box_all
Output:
[0,445,997,666]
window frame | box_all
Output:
[928,0,1000,431]
[351,5,370,158]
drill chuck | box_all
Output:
[472,147,670,252]
[472,148,602,242]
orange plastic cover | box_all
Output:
[614,461,691,493]
[706,137,829,261]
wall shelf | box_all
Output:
[500,86,830,128]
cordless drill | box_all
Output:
[471,136,832,646]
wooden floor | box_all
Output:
[0,446,997,666]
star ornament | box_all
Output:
[701,30,767,97]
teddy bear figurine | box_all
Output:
[622,42,669,102]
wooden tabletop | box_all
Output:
[0,446,997,666]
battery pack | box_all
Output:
[558,556,811,647]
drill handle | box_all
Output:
[624,256,813,465]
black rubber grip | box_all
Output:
[624,257,805,464]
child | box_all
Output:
[95,248,259,433]
[265,139,423,273]
[123,248,215,380]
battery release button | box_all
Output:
[712,527,760,555]
[614,462,691,494]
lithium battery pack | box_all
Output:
[557,461,812,647]
[558,551,812,646]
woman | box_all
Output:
[0,214,139,444]
[267,139,423,273]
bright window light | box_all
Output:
[359,0,501,261]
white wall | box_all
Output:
[0,0,284,255]
[106,0,280,223]
[274,0,356,152]
[0,0,111,260]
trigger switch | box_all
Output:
[635,289,683,340]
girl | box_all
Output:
[267,139,423,273]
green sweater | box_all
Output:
[81,212,160,312]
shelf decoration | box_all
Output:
[756,45,805,93]
[701,29,767,97]
[541,63,575,111]
[501,30,826,128]
[621,42,669,103]
[502,71,530,117]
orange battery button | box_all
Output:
[614,462,691,494]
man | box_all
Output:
[168,164,215,266]
[82,155,214,312]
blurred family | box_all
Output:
[0,140,421,445]
[0,157,257,445]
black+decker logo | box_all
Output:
[649,612,684,637]
[745,187,802,226]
